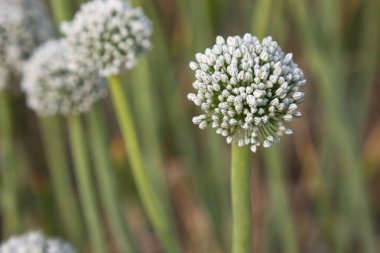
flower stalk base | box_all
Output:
[231,143,252,253]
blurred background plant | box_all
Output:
[0,0,379,252]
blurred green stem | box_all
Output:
[129,57,169,210]
[49,0,74,25]
[40,116,84,245]
[108,74,181,253]
[231,144,252,253]
[67,114,108,253]
[45,0,87,247]
[87,105,136,253]
[353,0,380,139]
[0,91,21,236]
[252,0,273,38]
[264,146,298,253]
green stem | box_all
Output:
[129,57,169,210]
[49,0,74,25]
[67,114,108,253]
[231,143,252,253]
[108,74,181,253]
[252,0,273,38]
[40,116,84,245]
[87,105,137,253]
[0,91,21,236]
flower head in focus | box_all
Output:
[0,231,76,253]
[61,0,152,77]
[0,0,54,90]
[22,39,107,116]
[188,34,306,152]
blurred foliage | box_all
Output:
[1,0,380,252]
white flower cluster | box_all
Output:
[22,40,107,116]
[0,231,76,253]
[61,0,152,77]
[188,34,306,152]
[0,0,53,90]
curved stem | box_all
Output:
[108,74,181,253]
[231,143,252,253]
[129,57,169,210]
[67,114,107,253]
[87,106,137,253]
[40,116,84,245]
[0,91,21,236]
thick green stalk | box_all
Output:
[40,116,84,244]
[231,144,252,253]
[108,74,181,253]
[0,91,21,236]
[67,115,108,253]
[87,106,136,253]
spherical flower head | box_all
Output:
[22,39,107,116]
[0,231,77,253]
[0,0,54,90]
[188,34,307,153]
[61,0,152,77]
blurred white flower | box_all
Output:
[188,34,307,152]
[22,39,107,116]
[0,231,76,253]
[0,0,54,90]
[61,0,152,77]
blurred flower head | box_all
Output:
[188,34,306,152]
[0,0,54,90]
[22,39,107,116]
[61,0,152,77]
[0,231,76,253]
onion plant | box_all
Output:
[61,0,181,252]
[22,39,108,253]
[188,34,306,253]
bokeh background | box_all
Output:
[0,0,380,252]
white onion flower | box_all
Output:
[188,34,306,152]
[22,39,107,116]
[0,0,53,90]
[61,0,152,77]
[0,231,76,253]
